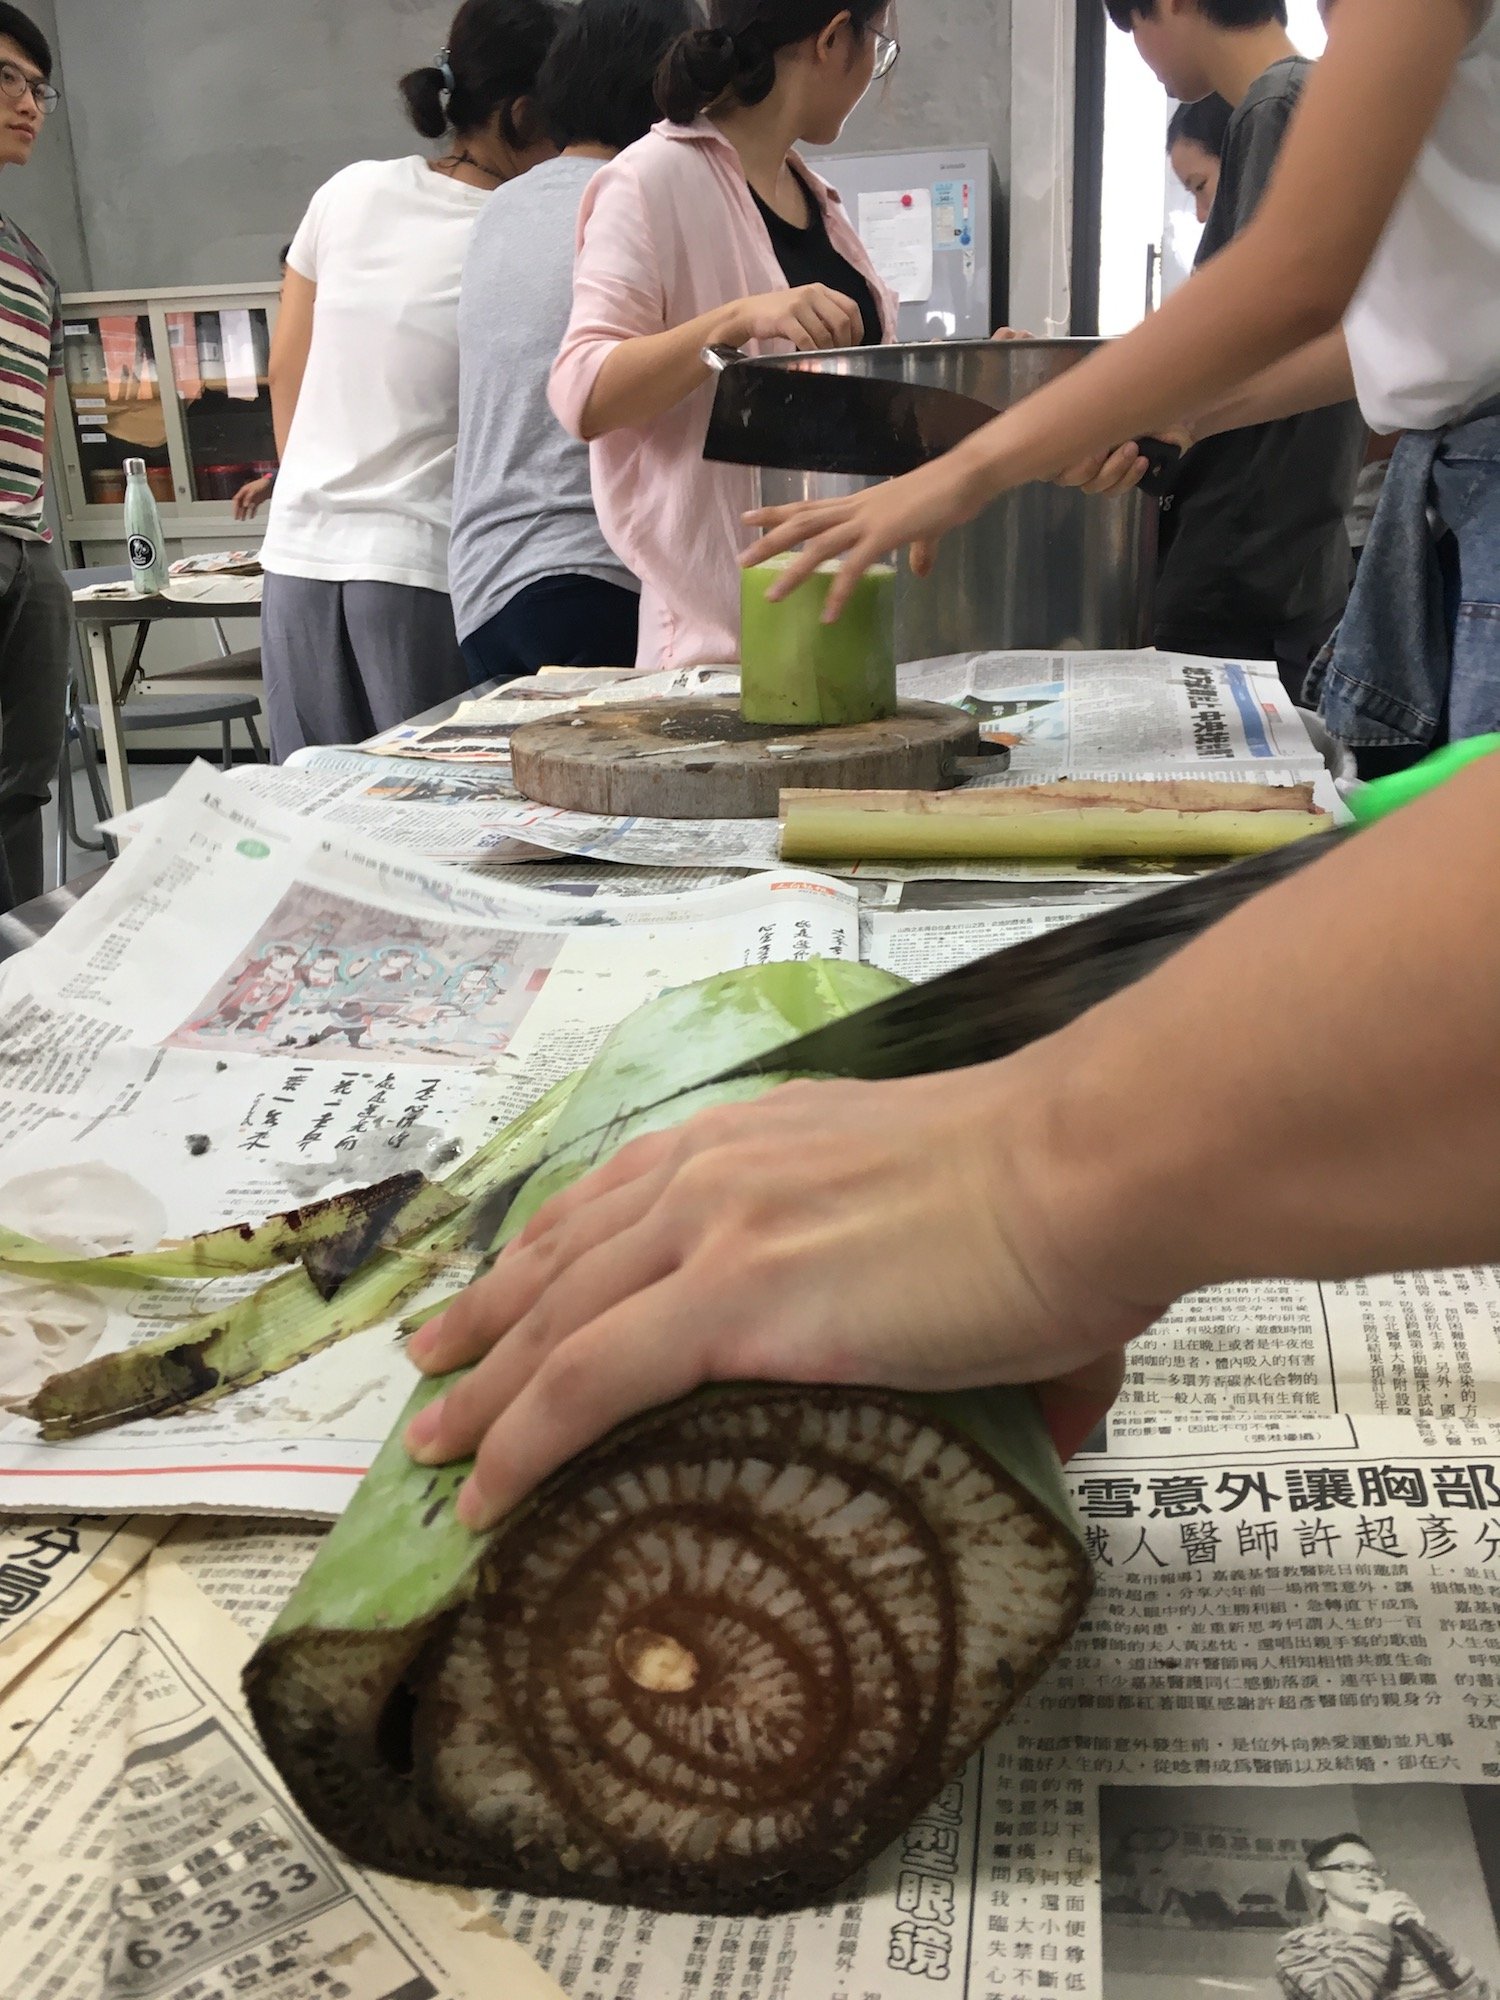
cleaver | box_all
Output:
[702,345,1184,495]
[467,830,1344,1252]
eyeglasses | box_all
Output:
[871,29,900,81]
[0,61,59,115]
[1319,1861,1386,1880]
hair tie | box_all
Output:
[435,48,456,96]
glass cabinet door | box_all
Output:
[61,310,174,510]
[162,305,278,506]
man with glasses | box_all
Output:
[0,2,69,915]
[1277,1833,1495,1998]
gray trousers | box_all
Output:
[260,573,470,762]
[0,534,71,914]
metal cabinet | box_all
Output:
[51,281,280,550]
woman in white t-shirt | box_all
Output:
[260,0,560,760]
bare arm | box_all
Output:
[747,0,1478,612]
[268,268,315,458]
[404,756,1500,1529]
[1189,327,1358,440]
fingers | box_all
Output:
[787,287,862,350]
[1054,450,1110,491]
[1084,443,1149,497]
[742,498,855,568]
[455,1286,717,1529]
[508,1125,683,1252]
[823,541,885,622]
[1035,1351,1128,1463]
[910,536,940,581]
[409,1167,670,1379]
[406,1209,680,1479]
[743,516,853,585]
[990,326,1036,341]
[1055,443,1147,496]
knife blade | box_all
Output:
[713,831,1347,1085]
[702,348,1184,497]
[461,832,1346,1267]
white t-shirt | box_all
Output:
[260,156,489,591]
[1345,3,1500,432]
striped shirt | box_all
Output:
[1276,1918,1492,1999]
[0,214,62,543]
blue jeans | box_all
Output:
[1434,437,1500,740]
[1312,408,1500,756]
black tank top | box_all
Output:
[750,173,883,348]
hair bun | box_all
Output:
[680,25,739,95]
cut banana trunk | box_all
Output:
[244,961,1091,1915]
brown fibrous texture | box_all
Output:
[248,1387,1090,1914]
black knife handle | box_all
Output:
[1137,435,1184,498]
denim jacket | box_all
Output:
[1308,397,1500,749]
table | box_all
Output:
[69,566,263,817]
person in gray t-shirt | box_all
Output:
[451,0,693,687]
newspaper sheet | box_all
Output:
[0,768,861,1516]
[0,1547,565,2000]
[0,1511,162,1695]
[899,649,1325,783]
[161,1470,1500,2000]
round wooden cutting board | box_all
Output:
[510,698,985,820]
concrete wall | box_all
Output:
[828,2,1010,168]
[51,0,469,292]
[38,0,1012,294]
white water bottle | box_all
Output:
[123,457,169,595]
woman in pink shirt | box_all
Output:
[547,0,898,672]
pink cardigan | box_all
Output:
[548,119,898,672]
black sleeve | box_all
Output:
[1221,89,1299,237]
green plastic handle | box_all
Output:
[1348,734,1500,828]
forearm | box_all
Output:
[579,304,743,440]
[945,249,1340,503]
[270,373,302,458]
[1189,328,1358,441]
[940,0,1471,506]
[268,271,314,457]
[1007,760,1500,1317]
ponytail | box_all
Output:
[655,0,886,124]
[399,0,561,145]
[400,62,451,141]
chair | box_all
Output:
[55,682,266,885]
[58,561,267,882]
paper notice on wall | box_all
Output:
[220,308,260,402]
[857,188,934,303]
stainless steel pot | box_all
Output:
[748,339,1157,662]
